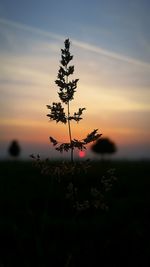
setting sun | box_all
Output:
[79,150,86,158]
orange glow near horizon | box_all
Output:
[1,114,149,148]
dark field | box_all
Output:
[0,160,150,266]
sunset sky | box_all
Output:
[0,0,150,159]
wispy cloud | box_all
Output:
[0,57,50,85]
[1,17,150,69]
[0,17,64,42]
[73,40,150,69]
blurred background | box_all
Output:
[0,0,150,160]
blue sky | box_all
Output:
[0,0,150,159]
[1,0,150,58]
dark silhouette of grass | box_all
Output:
[46,39,100,163]
[0,160,150,266]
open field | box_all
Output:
[0,160,150,266]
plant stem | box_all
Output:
[67,100,73,163]
[66,66,74,163]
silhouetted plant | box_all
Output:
[31,39,117,215]
[91,137,117,159]
[46,39,101,162]
[8,140,21,158]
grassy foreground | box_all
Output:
[0,159,150,266]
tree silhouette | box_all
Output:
[8,140,21,158]
[91,137,117,159]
